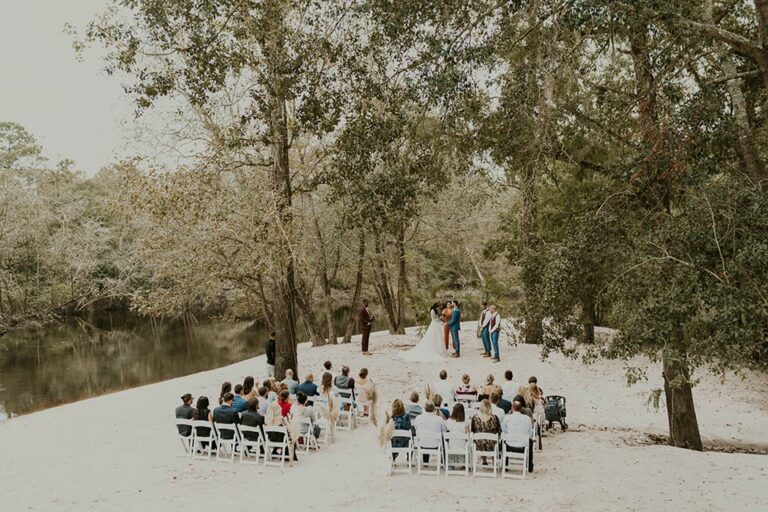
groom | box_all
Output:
[449,300,461,358]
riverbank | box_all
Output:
[0,323,766,511]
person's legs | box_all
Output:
[491,331,500,360]
[361,329,370,353]
[505,443,533,472]
[481,327,491,355]
[266,363,275,377]
[451,329,460,356]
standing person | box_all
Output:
[478,302,491,356]
[488,305,502,362]
[265,331,276,377]
[449,300,462,358]
[359,299,374,355]
[442,301,453,351]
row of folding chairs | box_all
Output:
[388,430,532,479]
[175,417,330,467]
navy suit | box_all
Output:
[298,381,319,397]
[448,307,461,354]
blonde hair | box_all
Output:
[529,382,542,401]
[477,399,493,419]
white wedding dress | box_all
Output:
[401,309,447,363]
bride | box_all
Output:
[401,302,448,363]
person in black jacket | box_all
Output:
[266,331,276,377]
[240,398,265,440]
[175,393,194,436]
[213,393,240,439]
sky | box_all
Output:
[0,0,131,174]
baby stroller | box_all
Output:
[544,395,568,431]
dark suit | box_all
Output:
[213,404,240,439]
[359,306,373,352]
[497,398,512,414]
[240,411,265,441]
[298,381,319,397]
[175,403,194,436]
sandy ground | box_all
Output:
[0,323,766,512]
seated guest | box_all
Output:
[470,399,501,465]
[318,372,334,401]
[490,391,506,423]
[413,400,447,463]
[292,392,321,439]
[297,373,319,397]
[454,374,478,402]
[321,360,335,380]
[513,394,533,417]
[213,392,240,439]
[282,369,299,394]
[431,394,450,419]
[232,384,248,413]
[257,386,269,415]
[243,376,257,400]
[265,399,298,461]
[192,396,213,447]
[501,401,534,472]
[446,403,468,434]
[432,370,455,403]
[501,370,516,402]
[390,399,411,459]
[405,391,423,420]
[496,391,512,414]
[334,365,355,399]
[240,398,265,441]
[263,378,278,402]
[478,374,502,401]
[175,393,194,437]
[218,381,232,405]
[277,389,292,418]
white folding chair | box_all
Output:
[238,425,264,465]
[214,423,240,463]
[296,417,319,455]
[501,434,529,479]
[191,420,216,460]
[471,433,500,478]
[174,418,194,456]
[263,426,290,467]
[443,430,470,476]
[388,429,414,475]
[415,431,443,475]
[336,397,356,431]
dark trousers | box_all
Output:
[505,440,534,472]
[361,328,371,352]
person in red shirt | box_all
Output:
[277,389,292,418]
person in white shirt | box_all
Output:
[488,305,502,362]
[501,401,534,472]
[432,370,455,403]
[413,400,447,463]
[501,370,516,402]
[479,302,492,357]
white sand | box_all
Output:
[1,323,766,512]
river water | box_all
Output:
[0,308,376,421]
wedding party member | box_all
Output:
[442,301,453,350]
[448,300,462,357]
[488,305,502,362]
[479,302,492,357]
[359,299,374,355]
[282,369,299,394]
[265,332,276,377]
[175,393,194,436]
[213,393,240,439]
[232,384,248,413]
[502,401,534,472]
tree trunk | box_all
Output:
[579,296,596,344]
[342,231,366,343]
[662,350,703,451]
[393,222,407,335]
[520,163,542,344]
[373,234,400,334]
[266,21,298,377]
[293,283,326,346]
